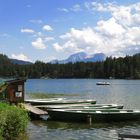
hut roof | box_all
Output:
[0,78,26,93]
[5,78,26,85]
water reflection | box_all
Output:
[27,120,140,140]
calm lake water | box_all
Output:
[25,79,140,140]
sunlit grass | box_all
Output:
[0,103,29,139]
[26,92,80,99]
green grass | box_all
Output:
[0,103,29,140]
[26,92,79,99]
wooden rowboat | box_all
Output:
[47,109,140,122]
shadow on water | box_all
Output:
[27,120,140,140]
[30,120,140,129]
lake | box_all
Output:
[25,79,140,140]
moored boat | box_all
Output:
[47,109,140,122]
[96,82,110,85]
[36,104,123,110]
[25,99,96,105]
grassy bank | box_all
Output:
[26,92,79,99]
[0,103,29,140]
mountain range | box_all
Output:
[10,59,32,65]
[9,52,106,65]
[50,52,106,64]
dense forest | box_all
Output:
[0,53,140,79]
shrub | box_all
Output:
[0,103,29,139]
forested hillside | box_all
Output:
[0,53,140,79]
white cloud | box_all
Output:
[11,53,31,61]
[124,27,140,46]
[85,2,110,12]
[58,4,81,13]
[34,32,54,41]
[85,2,118,12]
[45,37,54,42]
[58,8,69,12]
[32,38,47,49]
[53,2,140,57]
[37,32,43,37]
[85,2,140,26]
[46,56,57,62]
[54,23,140,56]
[53,43,63,52]
[55,27,101,54]
[71,4,81,12]
[21,28,35,33]
[43,25,53,31]
[96,18,125,37]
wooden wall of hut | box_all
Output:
[5,79,26,104]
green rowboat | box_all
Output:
[47,109,140,122]
[36,104,123,110]
[25,99,96,105]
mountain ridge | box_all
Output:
[50,52,106,64]
[10,59,32,65]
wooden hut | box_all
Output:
[5,79,26,104]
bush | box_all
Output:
[0,103,29,139]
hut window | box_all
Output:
[18,85,23,91]
[15,92,22,97]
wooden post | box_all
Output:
[87,115,92,125]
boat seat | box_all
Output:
[77,111,82,112]
[113,104,117,106]
[134,110,140,112]
[96,111,102,113]
[84,107,89,108]
[59,109,65,111]
[120,111,127,113]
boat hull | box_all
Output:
[96,82,110,85]
[47,109,140,122]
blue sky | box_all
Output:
[0,0,140,62]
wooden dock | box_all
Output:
[24,103,48,115]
